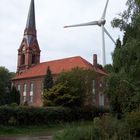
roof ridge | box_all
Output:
[40,56,81,64]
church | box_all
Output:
[12,0,108,107]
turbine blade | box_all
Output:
[103,26,116,44]
[101,0,109,19]
[101,25,106,66]
[64,21,99,28]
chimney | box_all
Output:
[93,54,97,67]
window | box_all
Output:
[41,82,44,95]
[92,80,96,95]
[21,53,25,65]
[21,46,25,65]
[99,93,104,106]
[23,84,27,102]
[29,83,34,103]
[17,84,20,92]
[99,83,103,88]
[32,54,36,64]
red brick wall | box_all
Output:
[12,74,108,107]
[12,76,44,107]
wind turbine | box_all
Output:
[64,0,115,66]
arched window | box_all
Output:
[17,84,20,92]
[99,93,104,106]
[23,84,27,102]
[21,46,25,65]
[32,54,36,64]
[30,83,34,103]
[92,80,96,95]
[21,54,25,65]
[41,82,44,95]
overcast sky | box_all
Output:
[0,0,127,72]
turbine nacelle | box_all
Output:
[98,19,106,26]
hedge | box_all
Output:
[0,106,109,126]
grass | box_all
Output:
[0,124,63,136]
[0,121,92,137]
[53,121,93,140]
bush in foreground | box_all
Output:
[53,112,140,140]
[0,106,108,126]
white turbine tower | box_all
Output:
[64,0,115,66]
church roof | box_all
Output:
[12,56,108,80]
[26,0,36,29]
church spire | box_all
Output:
[26,0,36,29]
[24,0,36,36]
[17,0,40,73]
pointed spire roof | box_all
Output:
[26,0,36,29]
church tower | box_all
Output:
[17,0,41,73]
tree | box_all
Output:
[43,83,78,107]
[10,86,20,105]
[43,66,53,91]
[0,67,16,106]
[0,67,11,105]
[43,68,96,107]
[105,0,140,116]
[104,64,113,73]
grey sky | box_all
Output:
[0,0,127,72]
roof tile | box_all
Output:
[13,56,107,80]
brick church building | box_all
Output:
[12,0,108,107]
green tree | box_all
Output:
[105,0,140,116]
[43,66,53,91]
[0,67,15,106]
[10,86,20,105]
[0,67,11,105]
[43,68,96,107]
[43,83,78,107]
[104,64,113,73]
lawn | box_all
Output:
[0,121,92,137]
[0,124,62,136]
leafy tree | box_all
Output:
[105,0,140,116]
[43,66,53,91]
[43,83,78,107]
[104,64,113,73]
[43,68,96,107]
[10,86,20,105]
[0,67,11,105]
[105,73,139,118]
[0,67,16,106]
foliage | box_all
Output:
[105,0,140,116]
[53,122,92,140]
[124,111,140,137]
[54,113,140,140]
[0,106,108,126]
[43,68,96,107]
[105,73,140,118]
[43,66,53,91]
[104,64,113,73]
[92,113,140,140]
[43,83,79,107]
[0,67,15,106]
[10,86,20,105]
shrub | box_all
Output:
[53,113,140,140]
[0,106,108,126]
[124,111,140,137]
